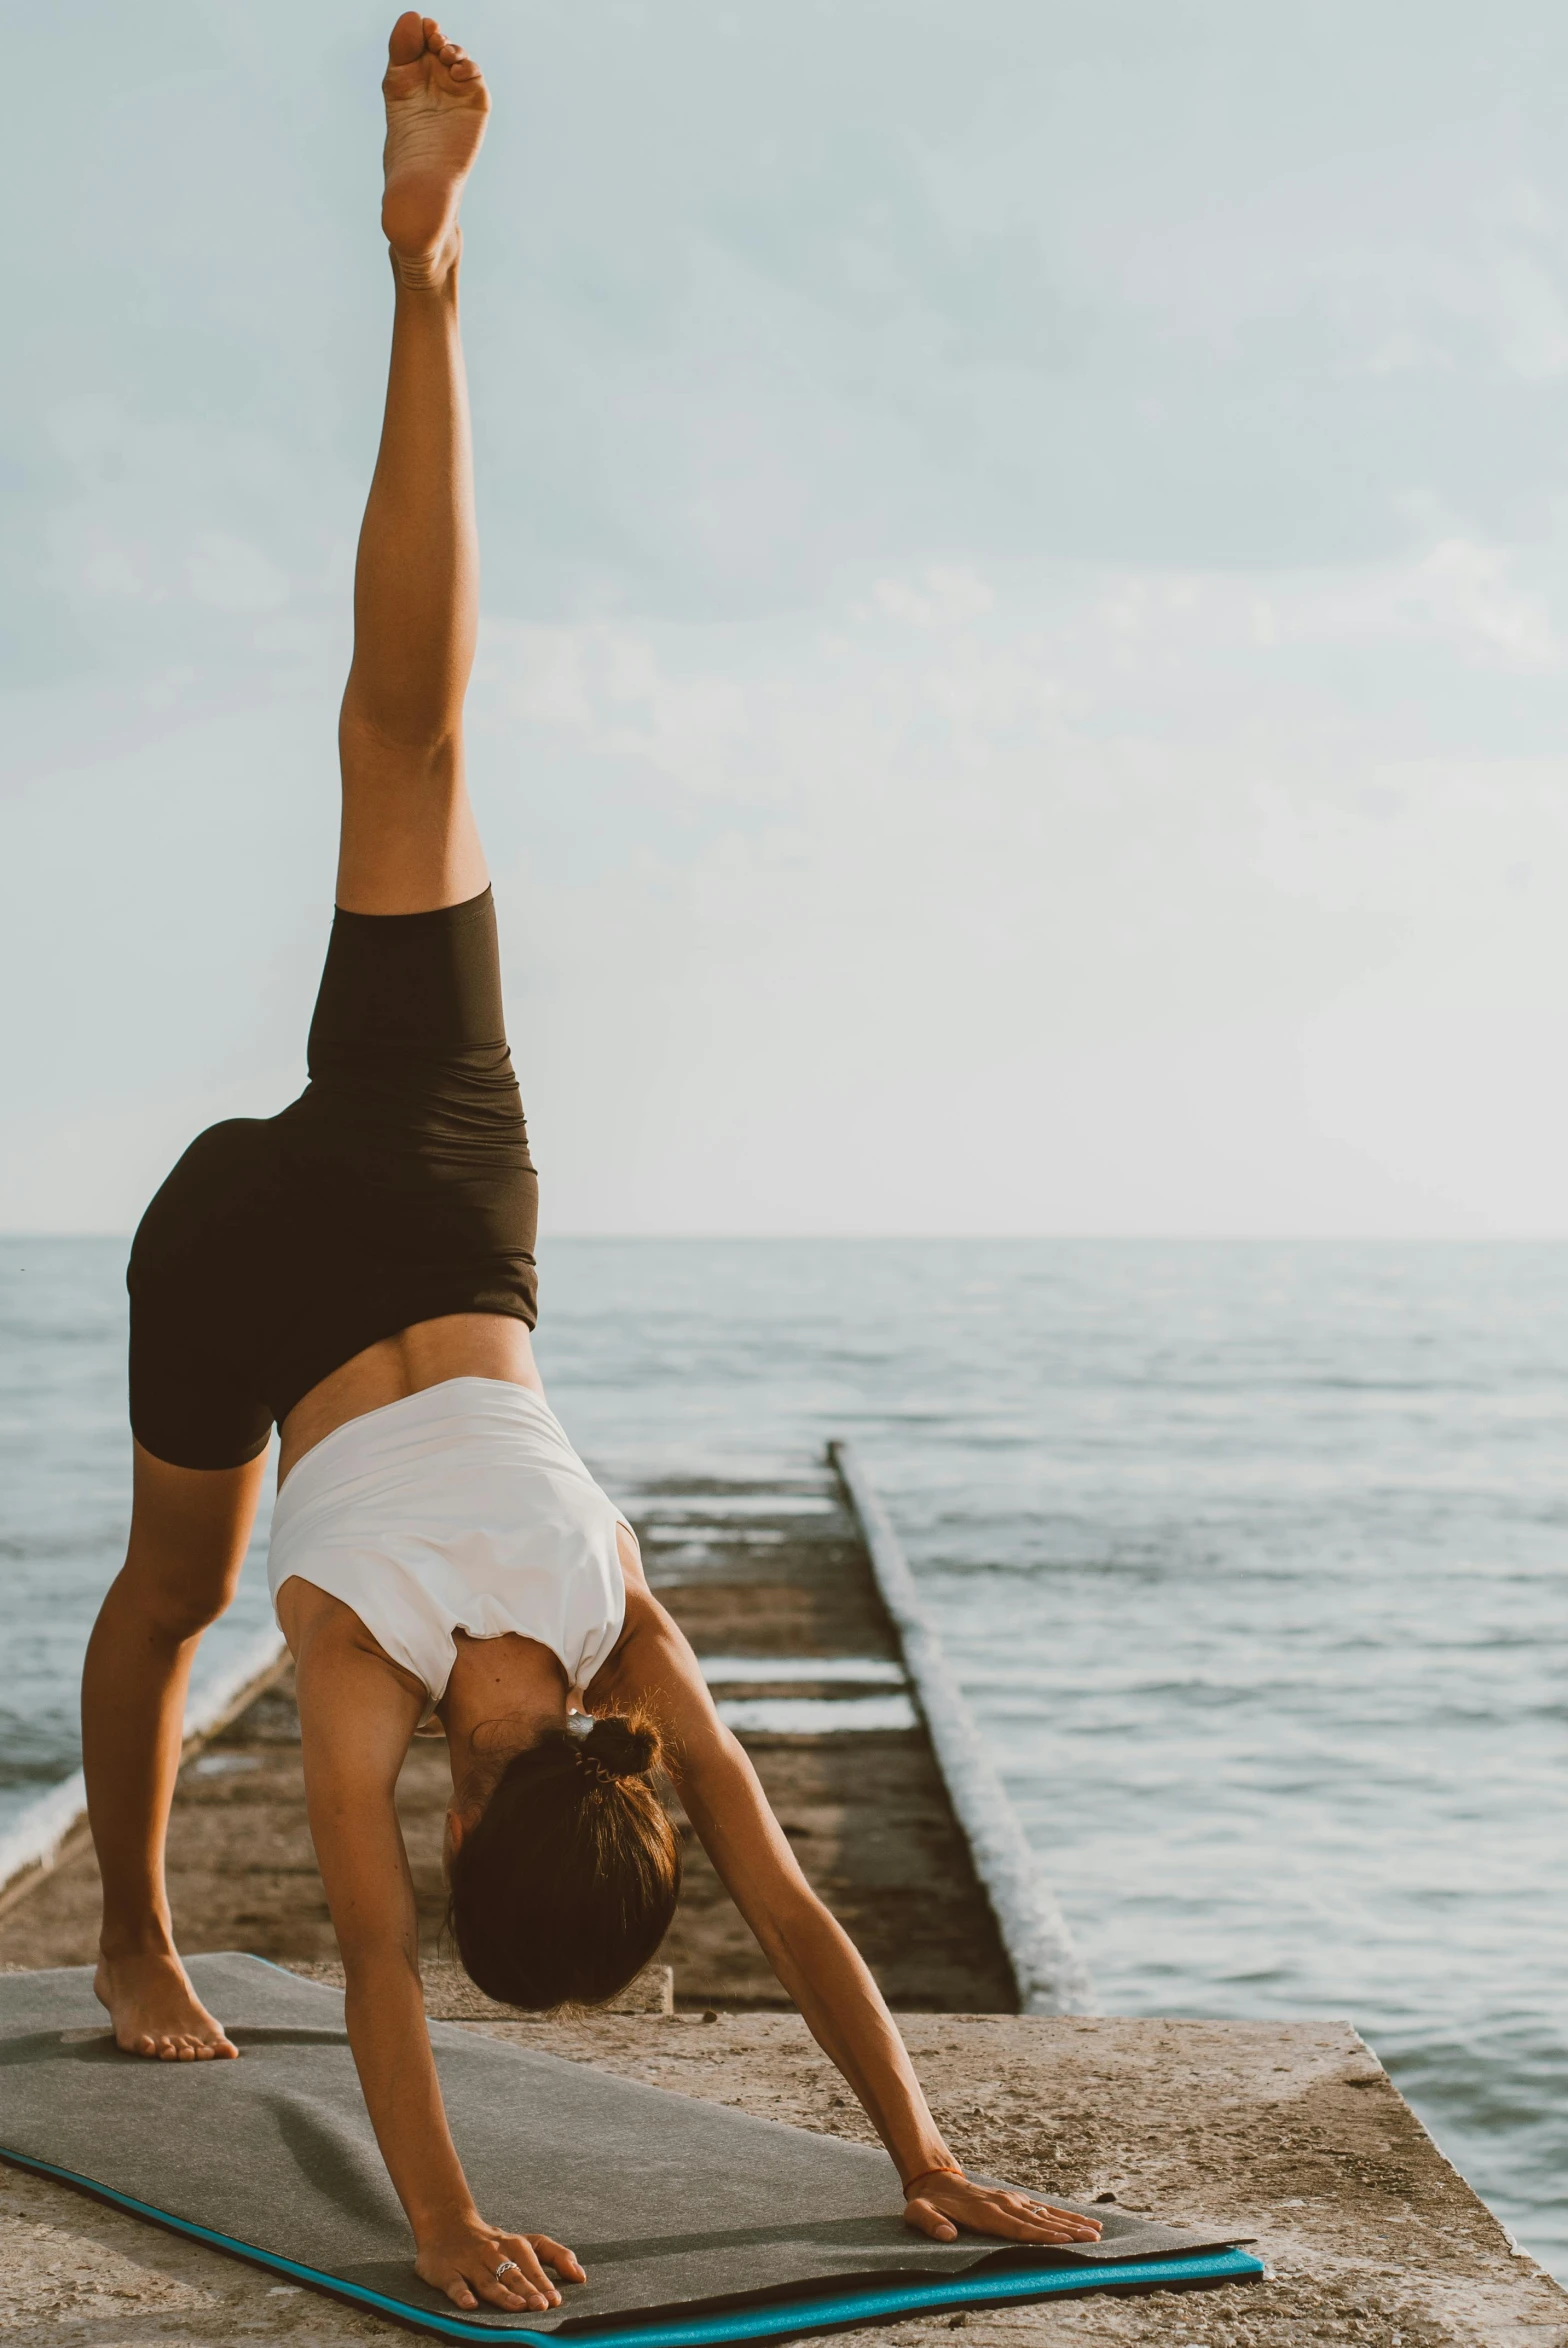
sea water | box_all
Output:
[1,1235,1564,2277]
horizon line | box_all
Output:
[4,1230,1568,1248]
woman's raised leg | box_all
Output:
[86,1446,267,2056]
[337,12,492,916]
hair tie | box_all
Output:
[579,1714,659,1783]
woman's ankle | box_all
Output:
[389,227,462,296]
[97,1922,179,1966]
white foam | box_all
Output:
[716,1694,919,1734]
[700,1655,906,1685]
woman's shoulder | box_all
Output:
[277,1573,430,1701]
[590,1581,710,1721]
[281,1579,431,1792]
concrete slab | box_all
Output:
[1,2006,1562,2345]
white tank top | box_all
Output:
[267,1377,630,1706]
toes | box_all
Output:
[427,21,482,78]
[388,10,426,65]
[121,2021,237,2060]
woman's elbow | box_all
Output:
[339,1936,423,2001]
[758,1882,856,1978]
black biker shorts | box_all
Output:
[127,888,538,1470]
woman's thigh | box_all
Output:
[120,1443,269,1637]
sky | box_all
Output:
[6,1,1568,1235]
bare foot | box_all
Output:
[382,12,490,289]
[94,1951,238,2062]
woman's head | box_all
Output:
[447,1712,680,2011]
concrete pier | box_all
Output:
[0,1464,1013,2008]
[0,2003,1561,2344]
[0,1460,1563,2343]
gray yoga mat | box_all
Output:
[0,1955,1261,2341]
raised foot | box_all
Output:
[382,11,490,289]
[94,1952,238,2062]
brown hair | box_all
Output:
[448,1713,680,2011]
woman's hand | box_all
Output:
[902,2170,1104,2248]
[414,2214,587,2314]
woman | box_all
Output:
[82,14,1102,2320]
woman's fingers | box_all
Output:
[420,2223,586,2316]
[1017,2195,1103,2242]
[441,2265,520,2316]
[904,2180,1104,2247]
[457,2264,545,2314]
[972,2194,1098,2243]
[530,2234,588,2286]
[431,2243,555,2315]
[902,2196,959,2242]
[486,2236,563,2310]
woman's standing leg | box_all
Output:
[337,11,492,916]
[86,1449,266,2056]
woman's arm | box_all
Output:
[619,1610,1101,2248]
[289,1605,586,2315]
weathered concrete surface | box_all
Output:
[286,1952,676,2018]
[628,1472,1017,2010]
[1,2007,1562,2345]
[0,1474,1015,2011]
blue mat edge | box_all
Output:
[0,2142,1263,2344]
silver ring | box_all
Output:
[494,2259,521,2281]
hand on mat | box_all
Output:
[415,2216,586,2314]
[902,2171,1104,2248]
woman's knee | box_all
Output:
[107,1548,240,1646]
[115,1443,267,1645]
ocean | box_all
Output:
[2,1234,1564,2279]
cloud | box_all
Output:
[454,546,1568,1235]
[8,0,1568,1232]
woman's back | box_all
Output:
[269,1376,629,1706]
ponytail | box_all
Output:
[448,1710,680,2011]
